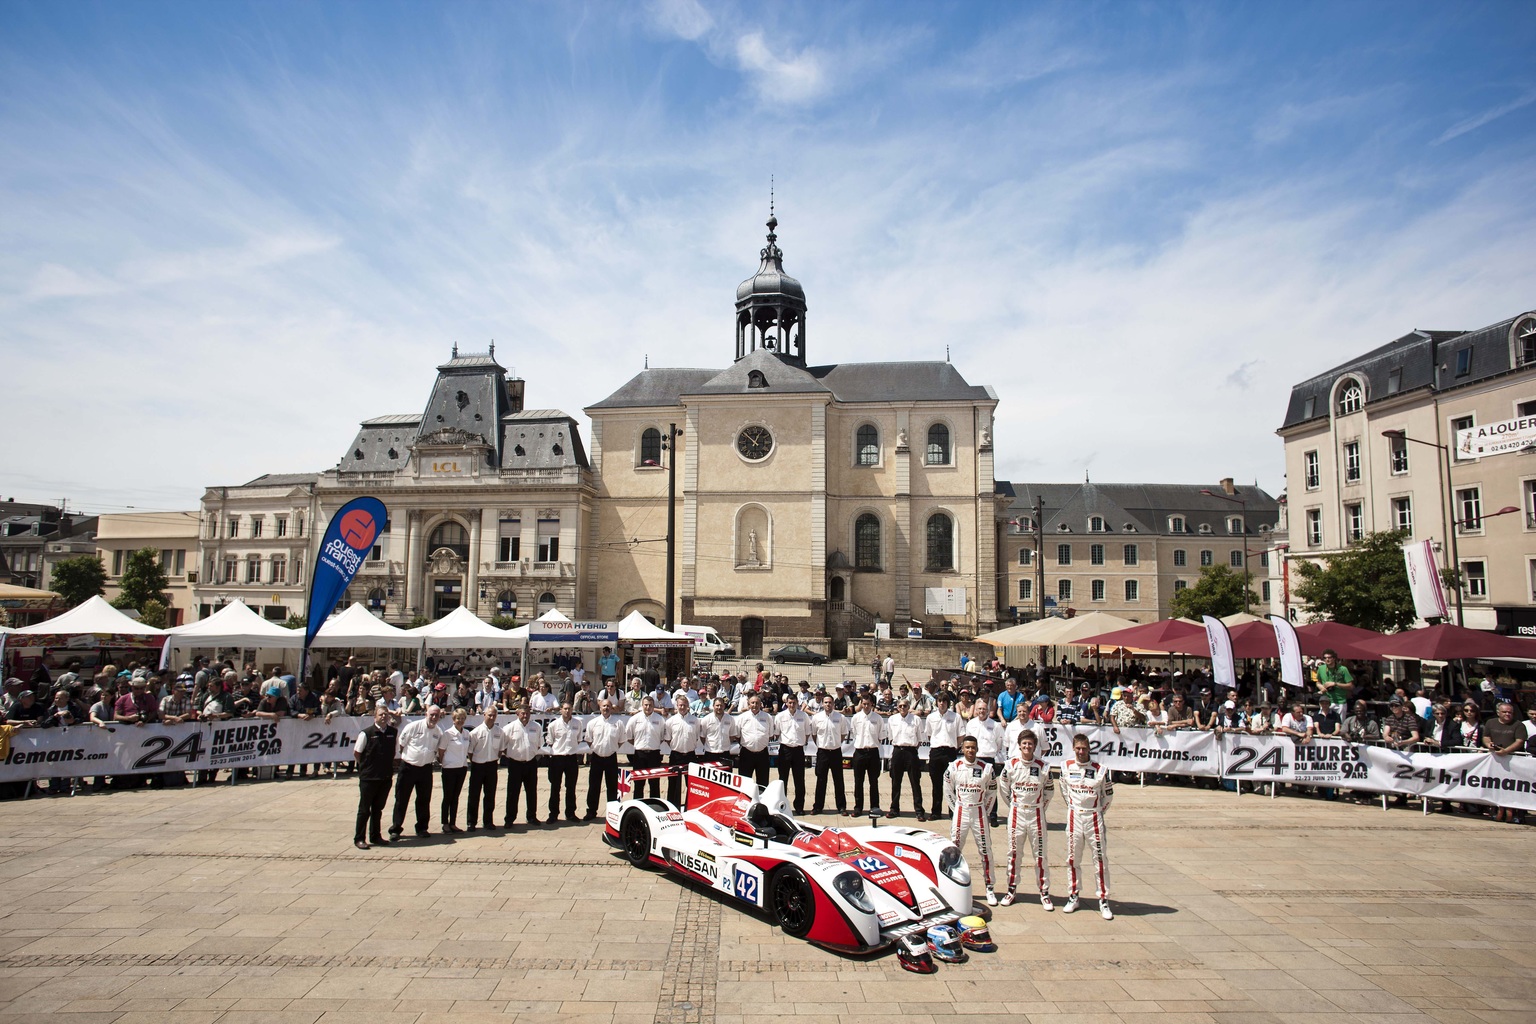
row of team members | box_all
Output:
[945,731,1115,919]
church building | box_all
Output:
[585,215,1001,658]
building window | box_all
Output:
[1174,579,1187,592]
[1018,579,1032,601]
[1123,544,1138,566]
[1338,382,1363,414]
[367,587,386,610]
[1526,480,1536,528]
[295,514,305,538]
[495,589,517,614]
[856,424,879,467]
[429,521,469,559]
[1452,415,1475,459]
[1306,509,1323,546]
[227,517,239,538]
[1463,561,1487,599]
[925,513,955,571]
[639,428,662,467]
[1230,550,1243,568]
[1456,487,1482,532]
[1392,497,1413,535]
[1173,549,1187,567]
[1262,580,1272,602]
[1454,347,1472,377]
[1089,544,1104,566]
[1259,550,1270,568]
[369,539,383,562]
[1345,503,1363,542]
[1200,549,1214,566]
[537,519,560,563]
[1302,396,1316,419]
[925,424,951,466]
[854,513,881,569]
[499,518,521,562]
[1089,516,1106,532]
[246,556,261,584]
[1169,516,1186,534]
[1057,543,1072,566]
[275,516,288,538]
[1090,579,1106,602]
[271,555,286,584]
[1387,368,1402,394]
[174,549,185,576]
[110,549,124,576]
[224,557,237,583]
[1227,516,1243,535]
[1389,434,1409,474]
[1017,547,1033,566]
[1124,579,1139,602]
[1057,579,1073,602]
[1343,441,1360,482]
[1304,451,1320,489]
[251,517,263,538]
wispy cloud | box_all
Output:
[1433,89,1536,145]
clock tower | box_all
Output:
[735,210,807,367]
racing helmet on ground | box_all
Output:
[957,915,997,952]
[925,924,968,963]
[896,932,937,974]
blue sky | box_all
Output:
[3,0,1534,514]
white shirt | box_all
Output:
[467,722,504,763]
[395,718,443,767]
[887,712,926,747]
[665,711,701,755]
[439,725,472,769]
[628,711,666,751]
[965,717,1005,760]
[775,709,810,747]
[1280,713,1314,733]
[531,691,560,713]
[501,719,544,762]
[1004,717,1043,755]
[546,715,582,755]
[811,710,849,750]
[850,710,886,749]
[570,665,585,686]
[735,710,774,751]
[926,709,962,749]
[701,712,736,753]
[585,714,627,757]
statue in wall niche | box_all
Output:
[980,426,991,447]
[896,427,908,448]
[745,528,760,565]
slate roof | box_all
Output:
[1280,311,1534,430]
[241,473,319,488]
[500,412,590,470]
[588,358,995,409]
[1005,482,1280,537]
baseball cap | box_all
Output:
[1110,687,1124,700]
[17,690,33,698]
[1389,695,1404,705]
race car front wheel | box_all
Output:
[769,867,816,938]
[620,810,653,868]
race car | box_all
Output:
[602,761,986,953]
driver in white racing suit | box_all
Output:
[944,735,998,905]
[1059,732,1114,920]
[1000,730,1053,910]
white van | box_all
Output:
[675,624,735,659]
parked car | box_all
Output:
[769,644,826,665]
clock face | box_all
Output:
[736,425,774,461]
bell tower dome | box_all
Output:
[735,207,807,367]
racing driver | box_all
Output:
[1000,730,1052,910]
[944,735,998,906]
[1059,732,1114,920]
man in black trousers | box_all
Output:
[353,703,398,850]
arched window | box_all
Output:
[429,521,469,558]
[926,424,951,465]
[854,513,881,569]
[1338,380,1363,414]
[495,589,517,613]
[367,587,386,610]
[856,424,879,466]
[639,428,662,466]
[537,592,557,614]
[925,512,954,571]
[1089,516,1106,532]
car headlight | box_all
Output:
[937,845,971,886]
[833,870,876,914]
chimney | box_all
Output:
[1220,477,1236,495]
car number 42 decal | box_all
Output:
[733,867,759,904]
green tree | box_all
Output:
[112,547,170,612]
[50,555,107,607]
[283,614,307,631]
[407,615,432,630]
[1169,564,1259,620]
[138,598,169,629]
[488,614,518,630]
[1291,529,1417,633]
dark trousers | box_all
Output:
[737,747,770,788]
[889,747,925,814]
[391,763,434,835]
[702,750,733,772]
[851,748,881,813]
[547,754,577,819]
[777,745,807,812]
[587,754,619,817]
[666,751,694,806]
[467,762,499,827]
[504,759,539,825]
[440,765,467,827]
[814,749,846,812]
[630,749,662,798]
[928,747,956,816]
[355,778,391,843]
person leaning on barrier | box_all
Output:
[1381,698,1421,750]
[1278,702,1315,744]
[1165,692,1195,731]
[1344,699,1380,744]
[1482,701,1525,823]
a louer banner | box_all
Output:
[306,497,389,649]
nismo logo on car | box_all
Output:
[665,849,720,880]
[695,764,739,787]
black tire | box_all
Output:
[812,657,825,666]
[769,867,817,938]
[620,810,653,869]
[774,656,785,664]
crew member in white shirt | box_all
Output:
[735,694,775,787]
[925,693,962,818]
[390,704,444,839]
[849,694,887,817]
[965,699,1007,827]
[438,707,473,832]
[465,706,504,830]
[811,694,850,815]
[545,702,582,823]
[665,698,702,806]
[584,699,626,821]
[774,693,811,814]
[627,696,667,798]
[886,696,928,820]
[500,705,544,828]
[700,697,737,769]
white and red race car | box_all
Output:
[602,761,985,953]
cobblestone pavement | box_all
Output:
[1,772,1532,1023]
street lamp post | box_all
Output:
[1382,429,1462,627]
[1200,489,1250,614]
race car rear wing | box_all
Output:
[616,760,745,807]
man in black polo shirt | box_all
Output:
[352,704,398,849]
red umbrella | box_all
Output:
[1073,618,1204,653]
[1296,621,1389,653]
[1357,624,1536,661]
[1153,620,1381,660]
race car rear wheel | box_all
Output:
[620,810,653,868]
[769,867,817,938]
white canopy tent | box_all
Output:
[162,600,305,650]
[502,607,572,641]
[311,602,423,649]
[10,595,167,638]
[615,610,692,644]
[976,611,1142,668]
[405,605,525,650]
